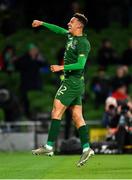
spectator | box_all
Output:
[14,43,47,118]
[111,83,130,102]
[111,65,131,93]
[97,39,119,67]
[122,39,132,65]
[91,67,110,108]
[103,96,119,130]
[2,45,16,73]
[103,86,132,153]
[0,84,21,122]
[103,85,131,130]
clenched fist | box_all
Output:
[32,20,43,27]
[50,65,64,72]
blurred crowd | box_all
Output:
[0,43,49,120]
[0,37,131,120]
[90,39,132,153]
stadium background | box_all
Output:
[0,0,132,179]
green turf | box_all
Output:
[0,152,132,179]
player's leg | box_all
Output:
[71,105,89,148]
[46,99,67,147]
[32,99,67,155]
[71,104,94,167]
[47,80,75,148]
[47,79,75,148]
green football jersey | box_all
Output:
[64,33,90,78]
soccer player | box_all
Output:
[32,13,94,167]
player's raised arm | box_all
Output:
[32,20,68,35]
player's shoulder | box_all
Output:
[78,36,90,48]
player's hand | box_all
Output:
[32,20,43,27]
[50,65,64,72]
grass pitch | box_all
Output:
[0,152,132,179]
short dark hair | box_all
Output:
[73,13,88,26]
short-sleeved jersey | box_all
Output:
[64,33,90,78]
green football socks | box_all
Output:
[46,119,61,147]
[78,125,90,150]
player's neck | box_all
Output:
[72,29,83,36]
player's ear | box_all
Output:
[78,22,83,29]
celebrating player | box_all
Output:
[32,13,94,167]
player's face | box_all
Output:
[29,47,39,58]
[67,17,82,34]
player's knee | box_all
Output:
[51,108,62,119]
